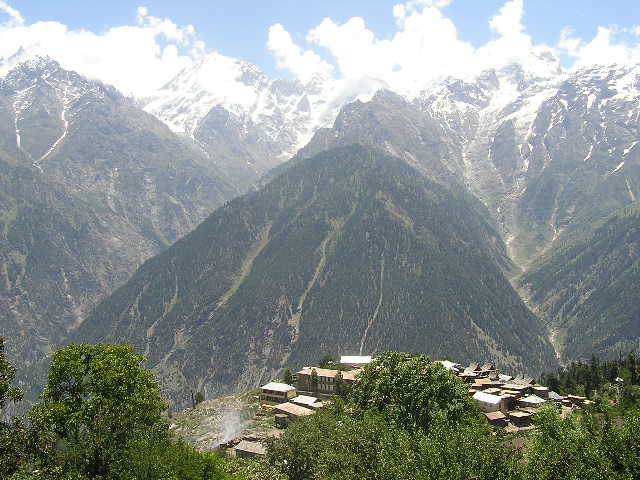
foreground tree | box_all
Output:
[0,337,28,478]
[268,403,518,480]
[0,337,22,411]
[29,343,167,478]
[349,351,479,431]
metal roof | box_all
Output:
[291,395,318,406]
[520,395,546,404]
[340,355,373,364]
[473,391,503,404]
[548,391,563,400]
[261,382,296,392]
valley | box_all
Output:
[1,54,640,408]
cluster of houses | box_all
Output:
[234,355,588,456]
[438,360,591,432]
[257,355,371,425]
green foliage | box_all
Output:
[309,369,318,393]
[223,457,286,480]
[0,337,27,478]
[28,343,168,477]
[540,352,640,410]
[282,369,293,386]
[524,403,640,480]
[319,354,335,369]
[112,425,238,480]
[334,371,348,398]
[0,337,22,411]
[0,341,243,480]
[349,351,480,432]
[267,405,517,480]
[195,391,206,406]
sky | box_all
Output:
[1,0,640,98]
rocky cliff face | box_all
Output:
[0,57,236,368]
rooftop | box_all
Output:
[234,440,267,456]
[508,410,533,418]
[520,395,546,404]
[297,367,361,381]
[340,355,373,364]
[291,395,318,406]
[261,382,296,393]
[473,391,503,404]
[275,402,315,417]
[484,411,507,421]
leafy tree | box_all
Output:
[524,404,619,480]
[334,371,348,398]
[282,369,293,386]
[349,351,479,432]
[309,368,318,393]
[0,337,29,478]
[268,406,518,480]
[319,355,335,369]
[28,343,167,478]
[112,424,238,480]
[0,337,22,411]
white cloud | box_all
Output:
[272,0,560,97]
[267,23,333,83]
[489,0,524,37]
[0,0,639,106]
[559,26,640,68]
[0,0,23,27]
[0,3,204,96]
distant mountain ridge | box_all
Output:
[0,57,236,368]
[2,52,640,404]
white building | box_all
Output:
[340,355,373,367]
[473,391,505,413]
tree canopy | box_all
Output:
[349,351,480,431]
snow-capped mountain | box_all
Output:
[295,61,640,267]
[141,53,338,178]
[0,57,235,373]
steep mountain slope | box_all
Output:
[0,158,157,366]
[272,62,640,364]
[76,145,557,408]
[0,57,236,367]
[519,202,640,361]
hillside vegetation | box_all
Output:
[74,145,557,408]
[520,202,640,360]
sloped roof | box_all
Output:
[261,382,296,392]
[275,402,315,417]
[436,360,461,371]
[520,395,546,404]
[340,355,372,364]
[234,440,267,456]
[484,411,507,421]
[291,395,318,406]
[297,367,360,381]
[548,391,563,401]
[473,391,503,404]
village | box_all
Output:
[227,355,592,458]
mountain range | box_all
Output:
[1,53,640,405]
